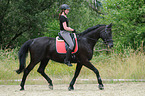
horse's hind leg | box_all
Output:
[37,59,53,90]
[20,61,38,90]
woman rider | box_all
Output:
[59,4,76,66]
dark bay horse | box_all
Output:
[16,23,113,91]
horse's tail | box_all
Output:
[16,39,33,74]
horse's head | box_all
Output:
[100,23,113,48]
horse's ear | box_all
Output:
[107,23,112,28]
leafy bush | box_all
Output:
[99,0,145,51]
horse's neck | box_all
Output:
[86,29,101,41]
[77,25,105,50]
[77,31,100,50]
[78,25,105,43]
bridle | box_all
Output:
[102,26,113,45]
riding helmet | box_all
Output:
[60,4,70,10]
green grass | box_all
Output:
[0,49,145,85]
[92,52,145,79]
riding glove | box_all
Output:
[72,29,76,33]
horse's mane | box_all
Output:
[79,24,105,36]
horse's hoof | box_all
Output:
[49,85,53,90]
[68,86,74,91]
[20,88,24,91]
[99,84,104,90]
[16,70,22,74]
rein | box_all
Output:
[86,37,113,44]
[86,37,98,42]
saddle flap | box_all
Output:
[56,33,78,54]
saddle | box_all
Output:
[56,33,78,54]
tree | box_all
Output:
[1,0,144,51]
[0,0,55,49]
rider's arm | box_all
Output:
[63,22,74,31]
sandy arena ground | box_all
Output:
[0,83,145,96]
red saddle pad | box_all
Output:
[56,35,78,54]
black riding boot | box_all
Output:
[64,48,73,66]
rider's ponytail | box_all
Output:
[59,9,66,19]
[59,10,63,19]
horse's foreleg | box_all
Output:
[20,61,37,90]
[68,63,82,91]
[37,59,53,90]
[83,61,104,90]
